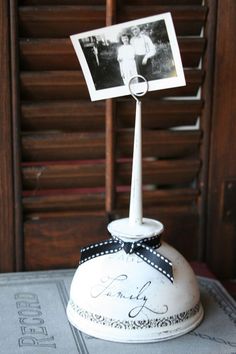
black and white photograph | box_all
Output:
[70,12,186,101]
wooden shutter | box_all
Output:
[10,0,216,270]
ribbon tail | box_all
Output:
[135,246,173,283]
[80,239,121,265]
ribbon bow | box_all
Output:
[80,235,173,283]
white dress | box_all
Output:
[117,44,138,85]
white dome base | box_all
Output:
[67,221,204,343]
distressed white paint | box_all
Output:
[67,78,203,342]
[67,241,203,342]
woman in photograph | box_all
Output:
[117,32,138,85]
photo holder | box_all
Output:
[128,75,149,226]
[67,15,204,344]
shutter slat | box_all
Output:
[23,162,105,189]
[117,99,203,129]
[118,130,201,158]
[20,1,201,5]
[117,188,198,209]
[20,71,88,100]
[23,191,105,212]
[21,130,201,162]
[22,132,105,161]
[23,188,197,213]
[20,38,78,71]
[125,0,202,5]
[19,6,106,38]
[20,69,204,100]
[19,37,206,70]
[21,99,202,131]
[19,5,206,38]
[117,5,207,19]
[117,159,200,186]
[22,159,200,190]
[21,100,105,131]
[179,37,206,68]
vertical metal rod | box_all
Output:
[128,75,148,226]
[129,99,143,225]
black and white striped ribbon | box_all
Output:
[79,235,173,283]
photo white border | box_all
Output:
[70,12,185,101]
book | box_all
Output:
[0,269,235,354]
